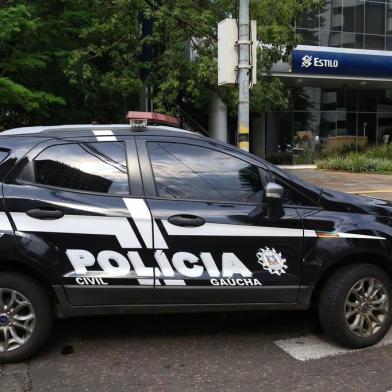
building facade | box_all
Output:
[255,0,392,164]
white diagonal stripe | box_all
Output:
[136,279,161,285]
[275,329,392,361]
[124,199,153,248]
[11,212,141,248]
[162,220,308,238]
[304,230,317,238]
[161,219,385,241]
[153,221,169,249]
[0,212,13,231]
[124,198,168,249]
[338,232,386,240]
[163,279,187,286]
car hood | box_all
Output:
[320,188,392,217]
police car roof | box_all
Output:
[2,124,195,136]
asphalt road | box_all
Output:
[2,311,392,392]
[2,168,392,392]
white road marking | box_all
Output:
[275,329,392,361]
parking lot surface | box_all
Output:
[2,311,392,392]
[290,168,392,201]
[2,168,392,392]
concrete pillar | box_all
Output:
[208,92,228,143]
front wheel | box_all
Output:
[319,263,392,349]
[0,272,53,363]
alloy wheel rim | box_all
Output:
[345,277,389,338]
[0,288,35,352]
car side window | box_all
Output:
[147,141,263,203]
[19,142,129,195]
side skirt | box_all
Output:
[53,285,314,318]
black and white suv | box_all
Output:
[0,123,391,362]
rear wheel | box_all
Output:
[319,263,392,349]
[0,272,53,363]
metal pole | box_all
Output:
[237,0,251,151]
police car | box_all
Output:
[0,112,392,362]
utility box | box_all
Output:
[218,18,257,86]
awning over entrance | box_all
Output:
[272,45,392,89]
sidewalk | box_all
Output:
[288,168,392,201]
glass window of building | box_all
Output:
[343,0,364,33]
[365,1,386,35]
[365,34,385,49]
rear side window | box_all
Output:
[148,142,263,203]
[0,150,9,163]
[19,142,129,195]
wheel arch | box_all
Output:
[310,252,392,304]
[0,259,60,306]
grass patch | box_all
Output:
[316,145,392,173]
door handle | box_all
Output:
[26,208,64,220]
[168,214,205,227]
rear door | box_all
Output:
[137,136,304,305]
[3,135,156,306]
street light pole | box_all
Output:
[237,0,251,151]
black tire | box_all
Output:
[0,272,53,363]
[319,263,392,349]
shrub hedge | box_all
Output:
[316,144,392,173]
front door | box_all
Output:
[137,137,304,305]
[3,136,155,306]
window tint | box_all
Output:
[22,142,129,195]
[274,177,316,207]
[0,150,9,163]
[148,142,263,203]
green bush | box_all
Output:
[316,144,392,173]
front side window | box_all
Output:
[148,142,263,203]
[20,142,129,195]
[273,176,317,207]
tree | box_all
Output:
[0,3,64,127]
[65,0,324,122]
[0,0,323,128]
[137,0,324,117]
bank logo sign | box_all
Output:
[301,54,339,69]
[301,55,313,68]
[292,45,392,77]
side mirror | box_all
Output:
[264,182,284,220]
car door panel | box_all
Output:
[137,136,304,304]
[148,198,302,304]
[3,137,155,306]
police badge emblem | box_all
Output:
[256,247,288,276]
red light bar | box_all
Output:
[126,111,180,127]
